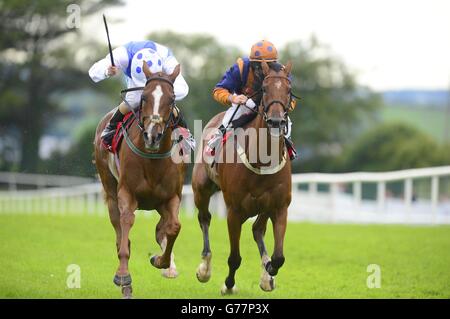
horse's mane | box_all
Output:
[268,62,284,73]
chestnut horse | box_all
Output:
[94,62,185,298]
[192,61,293,294]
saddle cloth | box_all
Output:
[108,112,135,154]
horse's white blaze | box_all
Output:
[147,84,163,135]
[275,80,282,89]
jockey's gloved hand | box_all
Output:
[105,66,118,77]
[245,98,256,109]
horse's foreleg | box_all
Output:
[106,196,122,252]
[150,196,181,270]
[114,188,137,298]
[267,207,287,277]
[155,216,178,278]
[221,211,242,295]
[97,162,123,253]
[252,214,275,291]
[194,189,214,283]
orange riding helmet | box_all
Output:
[249,40,278,62]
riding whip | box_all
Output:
[226,104,241,129]
[103,14,115,66]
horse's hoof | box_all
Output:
[196,263,211,283]
[221,284,238,295]
[196,270,211,283]
[196,253,212,283]
[149,255,157,267]
[113,273,132,287]
[162,267,179,279]
[149,255,170,269]
[121,285,133,299]
[260,272,275,292]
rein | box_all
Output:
[119,75,178,159]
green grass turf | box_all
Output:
[0,212,449,299]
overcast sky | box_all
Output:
[88,0,450,91]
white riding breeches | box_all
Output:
[122,77,143,110]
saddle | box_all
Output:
[230,111,257,129]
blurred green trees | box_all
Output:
[0,2,447,177]
[342,122,450,172]
[40,119,97,177]
[0,0,122,172]
[280,37,383,172]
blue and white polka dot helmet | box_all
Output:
[131,48,163,83]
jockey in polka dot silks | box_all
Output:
[208,40,298,160]
[89,40,193,150]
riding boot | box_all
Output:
[101,108,125,149]
[284,136,298,161]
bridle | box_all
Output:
[261,74,292,122]
[245,73,300,128]
[120,75,179,138]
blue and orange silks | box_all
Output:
[212,57,297,111]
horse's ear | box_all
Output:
[143,60,152,79]
[169,64,181,83]
[284,60,293,75]
[261,60,270,76]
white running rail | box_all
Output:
[0,166,449,224]
[0,172,94,190]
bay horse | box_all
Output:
[94,62,185,298]
[192,61,293,294]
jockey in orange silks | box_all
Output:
[209,40,298,160]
